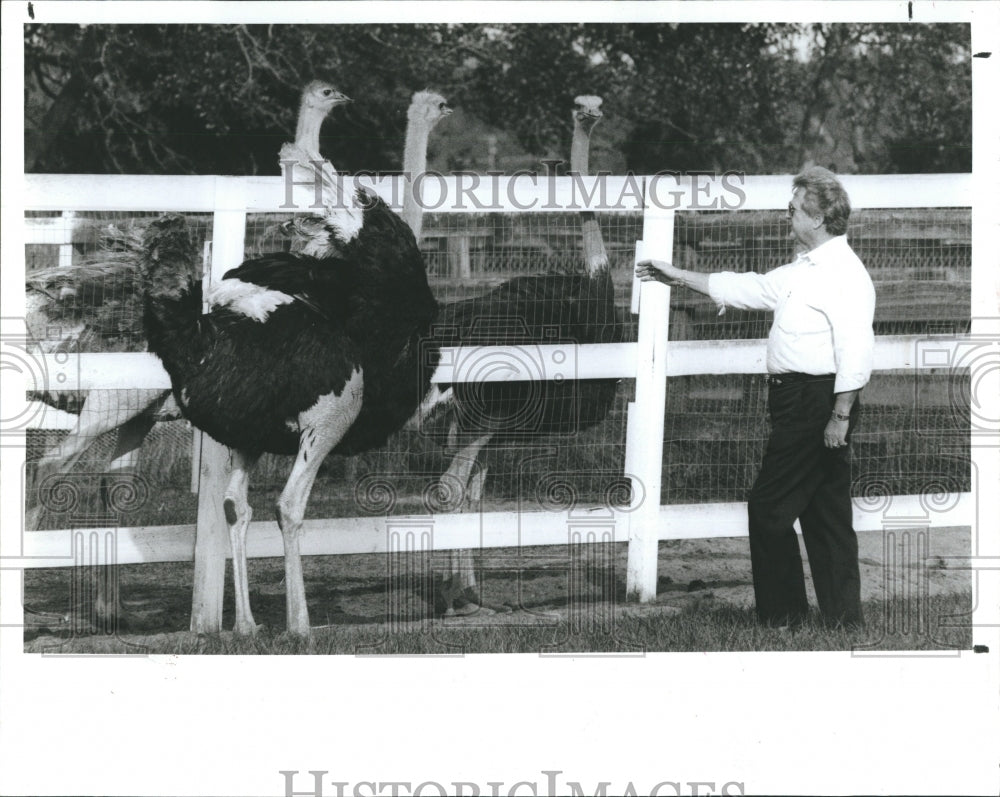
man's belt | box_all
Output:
[766,372,835,386]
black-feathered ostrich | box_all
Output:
[271,87,452,456]
[24,82,358,536]
[25,83,445,519]
[430,95,622,613]
[143,85,451,636]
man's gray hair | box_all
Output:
[793,166,851,236]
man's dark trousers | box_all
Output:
[747,375,863,627]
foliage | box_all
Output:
[790,23,972,173]
[25,23,971,176]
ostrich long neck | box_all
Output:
[402,118,433,242]
[282,95,363,250]
[571,120,610,276]
[570,125,591,177]
[295,102,327,160]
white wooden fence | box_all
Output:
[17,173,976,632]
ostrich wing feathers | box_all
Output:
[210,253,356,322]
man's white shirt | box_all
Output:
[707,235,876,393]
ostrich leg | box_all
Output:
[98,401,161,509]
[223,449,260,635]
[29,388,169,529]
[276,376,364,636]
[29,389,170,629]
[438,432,493,615]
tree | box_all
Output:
[24,23,972,176]
[24,24,481,175]
[792,23,971,173]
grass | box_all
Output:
[23,573,972,656]
[23,594,973,656]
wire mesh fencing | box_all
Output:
[664,206,971,505]
[670,207,971,340]
[659,372,970,505]
[24,211,213,530]
[243,209,639,519]
[23,200,973,531]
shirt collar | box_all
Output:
[795,235,849,267]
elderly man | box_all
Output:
[636,166,875,629]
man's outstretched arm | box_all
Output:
[635,259,711,295]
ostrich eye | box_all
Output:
[322,89,333,96]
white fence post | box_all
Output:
[189,240,213,495]
[58,211,77,268]
[18,173,975,591]
[625,184,673,601]
[190,178,247,634]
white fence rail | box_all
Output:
[16,493,976,571]
[17,173,974,632]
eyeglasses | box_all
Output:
[787,202,797,217]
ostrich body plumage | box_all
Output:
[143,198,438,459]
[435,270,622,441]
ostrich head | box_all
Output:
[407,91,452,130]
[293,81,352,159]
[573,94,603,135]
[145,214,189,256]
[300,80,352,116]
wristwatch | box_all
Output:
[831,410,851,422]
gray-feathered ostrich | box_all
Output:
[430,95,622,614]
[143,87,449,637]
[26,243,178,536]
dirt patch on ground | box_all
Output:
[22,525,971,647]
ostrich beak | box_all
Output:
[573,107,603,124]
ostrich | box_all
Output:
[144,88,447,635]
[25,240,179,536]
[400,91,452,242]
[266,87,451,456]
[429,94,622,614]
[145,213,436,636]
[278,88,451,256]
[24,82,356,535]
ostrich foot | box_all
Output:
[439,585,496,617]
[444,603,496,618]
[233,620,260,636]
